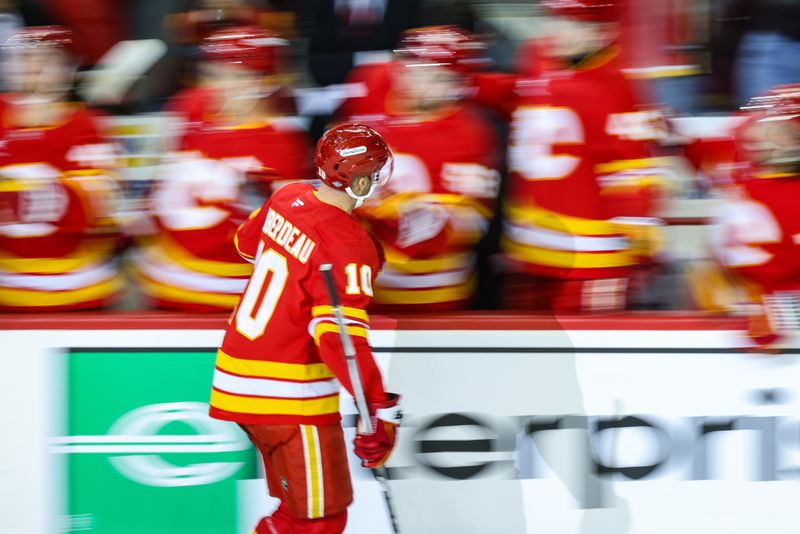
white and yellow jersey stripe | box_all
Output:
[210,349,341,418]
[501,201,637,275]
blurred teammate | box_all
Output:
[340,26,501,310]
[166,21,297,132]
[498,0,667,312]
[336,23,491,121]
[209,124,401,533]
[0,26,122,311]
[134,27,311,311]
[709,85,800,347]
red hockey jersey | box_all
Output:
[714,171,800,293]
[351,107,500,309]
[133,118,311,311]
[165,86,218,127]
[335,62,394,121]
[501,46,665,280]
[209,183,386,425]
[0,102,122,310]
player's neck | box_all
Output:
[212,97,277,127]
[387,91,456,121]
[316,185,356,214]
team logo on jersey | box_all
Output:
[338,146,367,157]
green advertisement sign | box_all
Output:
[56,349,257,534]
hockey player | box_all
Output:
[165,25,296,136]
[340,26,501,310]
[499,0,667,312]
[209,124,401,533]
[0,26,122,311]
[134,27,312,311]
[710,85,800,347]
[336,23,492,121]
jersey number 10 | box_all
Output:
[234,249,373,340]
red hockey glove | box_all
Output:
[354,393,402,469]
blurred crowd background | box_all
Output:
[0,0,798,345]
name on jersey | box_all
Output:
[262,207,316,264]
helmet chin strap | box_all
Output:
[345,182,377,209]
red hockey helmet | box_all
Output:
[742,84,800,125]
[394,25,488,73]
[315,124,393,202]
[199,26,287,73]
[540,0,622,23]
[4,26,81,100]
[4,26,81,60]
[737,84,800,168]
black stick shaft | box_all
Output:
[318,263,401,533]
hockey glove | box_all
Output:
[354,393,402,469]
[609,216,666,260]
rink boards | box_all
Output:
[2,313,800,534]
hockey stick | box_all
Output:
[319,263,401,534]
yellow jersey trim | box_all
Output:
[210,389,340,416]
[0,274,123,307]
[215,350,335,381]
[501,237,635,269]
[374,274,477,305]
[233,233,255,260]
[0,240,115,274]
[383,248,472,274]
[311,305,369,322]
[754,172,799,180]
[595,157,672,175]
[313,323,368,346]
[302,425,324,519]
[575,44,620,71]
[366,192,492,220]
[599,177,669,194]
[504,202,617,237]
[155,236,254,277]
[132,270,241,308]
[625,65,702,79]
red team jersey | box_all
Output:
[133,113,311,311]
[209,183,386,425]
[715,171,800,293]
[335,62,395,122]
[178,116,310,184]
[0,101,122,310]
[164,86,218,126]
[501,46,664,280]
[351,107,500,309]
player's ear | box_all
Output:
[351,175,372,196]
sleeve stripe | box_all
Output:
[233,207,262,261]
[247,207,263,220]
[313,323,368,346]
[311,305,369,322]
[594,157,673,174]
[233,233,256,261]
